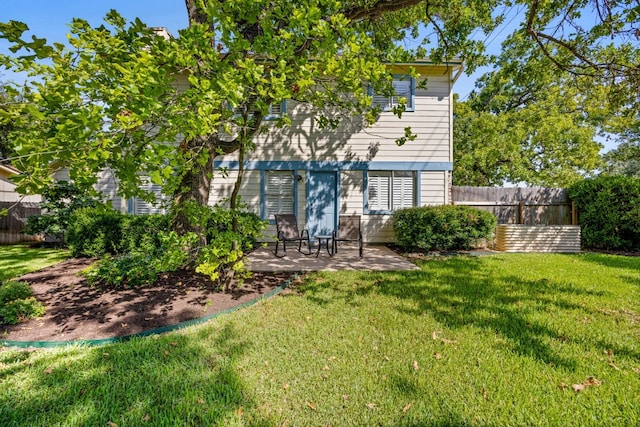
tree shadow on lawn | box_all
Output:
[0,322,276,426]
[303,256,637,371]
[578,252,640,288]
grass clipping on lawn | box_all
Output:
[1,253,639,426]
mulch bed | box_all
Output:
[1,258,296,343]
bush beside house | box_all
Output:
[67,205,266,289]
[569,176,640,251]
[392,205,497,252]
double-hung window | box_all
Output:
[233,96,286,120]
[265,170,294,217]
[367,171,415,212]
[372,77,414,111]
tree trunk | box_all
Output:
[171,135,216,254]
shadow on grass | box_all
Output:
[0,323,274,426]
[303,255,636,371]
[578,252,640,288]
[578,252,640,270]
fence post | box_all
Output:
[518,201,525,224]
[571,201,578,225]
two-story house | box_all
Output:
[205,60,462,243]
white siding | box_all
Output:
[420,171,447,206]
[339,170,364,215]
[208,169,262,210]
[216,69,453,165]
[95,169,128,212]
[68,64,455,244]
[0,175,41,203]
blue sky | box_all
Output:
[1,0,494,98]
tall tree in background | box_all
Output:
[453,43,605,186]
[453,0,639,186]
[602,138,640,178]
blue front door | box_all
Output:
[307,171,337,237]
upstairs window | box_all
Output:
[367,170,415,212]
[265,170,294,217]
[233,96,286,120]
[372,77,415,112]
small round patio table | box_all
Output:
[315,235,334,257]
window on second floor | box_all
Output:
[233,96,286,120]
[367,170,416,212]
[372,77,415,112]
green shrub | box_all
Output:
[196,231,249,287]
[120,214,170,254]
[24,181,100,242]
[198,206,267,289]
[68,209,171,258]
[393,205,497,252]
[569,176,640,251]
[0,280,32,305]
[206,206,266,252]
[85,231,196,288]
[0,281,46,325]
[74,201,265,289]
[67,207,125,257]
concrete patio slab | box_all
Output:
[247,244,419,272]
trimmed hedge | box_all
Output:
[568,176,640,251]
[393,205,497,252]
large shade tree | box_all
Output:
[453,0,639,186]
[0,82,15,161]
[453,44,606,186]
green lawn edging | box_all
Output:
[1,274,297,349]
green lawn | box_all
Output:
[0,244,69,281]
[1,253,639,426]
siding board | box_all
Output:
[494,225,581,253]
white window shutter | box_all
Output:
[368,172,391,211]
[266,171,294,217]
[392,172,414,210]
[268,102,282,116]
[135,179,166,215]
[234,96,282,117]
[372,77,413,111]
[372,93,391,110]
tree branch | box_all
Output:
[343,0,424,21]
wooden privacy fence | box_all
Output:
[452,186,577,225]
[0,201,42,244]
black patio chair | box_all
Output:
[274,214,312,258]
[333,215,363,258]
